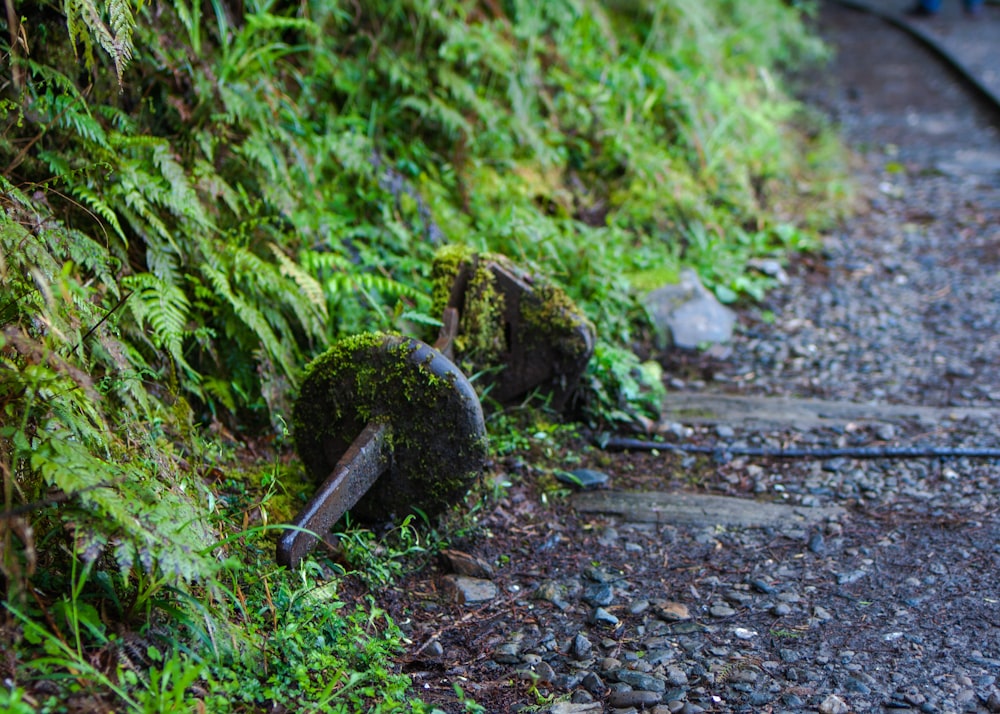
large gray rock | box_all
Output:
[643,269,736,349]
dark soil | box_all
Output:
[374,5,1000,713]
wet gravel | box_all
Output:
[377,6,1000,713]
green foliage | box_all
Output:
[206,563,421,712]
[334,514,434,591]
[580,342,668,430]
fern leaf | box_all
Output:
[106,0,135,81]
[71,185,127,241]
[268,243,328,320]
[122,273,192,374]
[200,262,297,381]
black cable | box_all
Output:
[603,436,1000,460]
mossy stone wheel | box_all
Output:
[291,332,487,527]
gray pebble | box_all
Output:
[818,694,850,714]
[573,633,593,659]
[559,468,611,490]
[589,607,619,626]
[666,666,688,686]
[749,578,777,594]
[601,657,622,672]
[614,669,667,693]
[629,599,650,615]
[583,582,614,607]
[581,671,605,695]
[709,604,736,618]
[494,642,521,664]
[608,690,663,708]
[535,661,556,683]
[876,423,896,441]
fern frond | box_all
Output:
[62,0,136,84]
[70,184,127,241]
[200,262,297,381]
[268,243,328,320]
[150,143,211,228]
[299,250,354,275]
[106,0,135,81]
[325,272,423,301]
[122,273,192,376]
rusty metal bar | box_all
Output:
[277,422,391,568]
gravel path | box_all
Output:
[378,6,1000,713]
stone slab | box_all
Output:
[661,392,1000,430]
[573,491,845,528]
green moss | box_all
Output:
[430,244,477,316]
[520,282,595,359]
[454,263,506,366]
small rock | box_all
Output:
[813,605,834,621]
[783,693,805,707]
[549,702,602,714]
[615,669,667,692]
[629,599,651,615]
[709,604,736,618]
[600,657,622,672]
[819,694,850,714]
[585,566,616,583]
[597,527,620,547]
[945,360,975,378]
[441,574,497,603]
[837,569,867,585]
[748,258,789,284]
[534,579,574,609]
[653,601,692,621]
[556,468,611,490]
[534,661,556,683]
[643,268,737,349]
[772,603,792,616]
[440,549,494,579]
[573,633,593,660]
[608,690,662,708]
[986,691,1000,712]
[875,423,896,441]
[666,666,688,686]
[494,642,521,664]
[716,425,735,439]
[583,582,615,607]
[822,458,848,473]
[808,531,825,554]
[646,649,677,666]
[589,607,620,626]
[581,671,606,695]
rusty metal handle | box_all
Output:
[276,422,391,568]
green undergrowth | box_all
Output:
[1,0,849,710]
